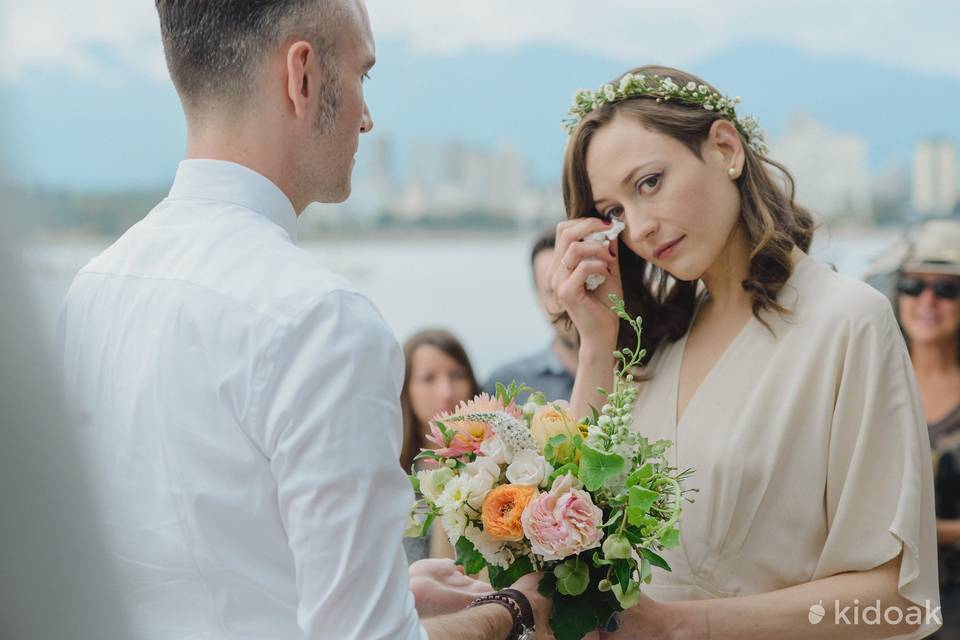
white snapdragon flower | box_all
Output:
[685,81,697,91]
[505,450,554,488]
[464,524,515,569]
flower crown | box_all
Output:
[563,72,769,155]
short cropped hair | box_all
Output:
[155,0,344,109]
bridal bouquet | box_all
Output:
[405,296,695,640]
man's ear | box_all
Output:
[286,41,314,119]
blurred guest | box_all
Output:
[484,230,577,402]
[894,220,960,638]
[400,329,480,563]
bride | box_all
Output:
[550,65,941,639]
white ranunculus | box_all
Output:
[505,450,554,488]
[479,433,513,465]
[417,467,453,503]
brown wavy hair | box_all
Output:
[399,329,480,471]
[562,65,816,363]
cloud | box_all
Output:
[0,0,166,82]
[1,0,956,81]
[365,0,960,77]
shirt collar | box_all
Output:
[168,159,299,242]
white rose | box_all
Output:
[417,467,453,503]
[466,472,496,511]
[465,457,501,480]
[479,433,513,465]
[505,450,554,487]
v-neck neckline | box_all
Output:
[669,252,813,430]
[672,298,755,429]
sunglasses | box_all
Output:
[897,277,960,300]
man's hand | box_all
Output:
[409,559,494,618]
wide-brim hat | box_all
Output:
[866,219,960,278]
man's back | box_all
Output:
[58,160,425,639]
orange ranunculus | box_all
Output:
[481,484,538,541]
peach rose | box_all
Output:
[530,401,580,460]
[481,484,538,541]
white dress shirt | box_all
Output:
[58,160,427,640]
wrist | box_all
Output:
[578,339,617,364]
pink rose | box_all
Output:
[521,473,603,561]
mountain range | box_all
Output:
[2,39,958,189]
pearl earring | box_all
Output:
[728,167,738,179]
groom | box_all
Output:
[58,1,549,638]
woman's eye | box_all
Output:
[637,174,661,195]
[602,207,623,221]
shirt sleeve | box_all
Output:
[253,290,427,640]
[813,298,941,636]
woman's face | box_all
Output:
[585,114,743,282]
[898,272,960,346]
[408,344,474,427]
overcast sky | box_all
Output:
[1,0,958,82]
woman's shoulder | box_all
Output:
[788,255,896,333]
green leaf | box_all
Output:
[626,463,654,487]
[413,449,441,463]
[455,536,486,576]
[555,558,590,596]
[641,547,672,572]
[578,445,626,492]
[626,486,658,524]
[487,556,534,590]
[495,382,507,404]
[529,391,546,406]
[548,596,600,640]
[408,475,420,493]
[591,551,614,567]
[419,512,436,538]
[603,509,623,528]
[660,527,680,549]
[538,572,557,599]
[613,559,632,593]
[639,557,652,583]
[548,463,579,487]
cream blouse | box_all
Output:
[632,255,940,638]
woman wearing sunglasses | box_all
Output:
[895,219,960,638]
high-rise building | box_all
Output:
[912,139,957,215]
[773,112,872,221]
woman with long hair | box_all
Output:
[400,329,480,563]
[552,66,940,638]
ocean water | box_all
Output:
[22,226,900,381]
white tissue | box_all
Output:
[583,219,625,290]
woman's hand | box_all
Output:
[549,218,624,353]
